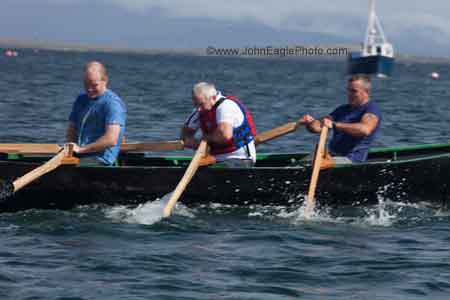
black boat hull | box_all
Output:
[0,148,449,212]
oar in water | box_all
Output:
[163,120,305,216]
[305,125,329,216]
[0,144,79,201]
[163,140,208,217]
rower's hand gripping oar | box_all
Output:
[0,144,79,201]
[163,140,208,218]
[305,125,329,216]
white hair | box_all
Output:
[192,82,217,99]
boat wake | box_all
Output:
[104,193,194,225]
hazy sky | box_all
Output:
[1,0,449,57]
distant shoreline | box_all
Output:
[1,38,449,64]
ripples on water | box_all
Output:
[2,198,450,299]
[1,49,450,299]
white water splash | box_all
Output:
[361,208,396,226]
[357,195,397,227]
[275,203,334,224]
[104,193,194,225]
[244,191,446,228]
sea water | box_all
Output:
[1,49,450,299]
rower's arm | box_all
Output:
[205,122,233,145]
[66,122,77,143]
[76,124,121,154]
[334,113,379,138]
[181,126,200,149]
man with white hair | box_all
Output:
[66,61,127,165]
[181,82,257,167]
[300,74,382,163]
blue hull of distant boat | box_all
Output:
[347,54,394,77]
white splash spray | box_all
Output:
[104,193,194,225]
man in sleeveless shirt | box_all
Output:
[66,61,126,165]
[300,74,382,163]
[181,82,257,168]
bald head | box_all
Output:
[84,61,108,99]
[84,61,108,81]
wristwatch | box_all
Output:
[332,121,337,131]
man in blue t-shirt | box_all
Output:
[66,61,126,165]
[300,74,381,163]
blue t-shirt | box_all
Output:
[329,101,381,162]
[69,89,126,165]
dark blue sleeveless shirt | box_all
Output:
[329,101,381,162]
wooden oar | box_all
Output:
[0,118,302,155]
[0,144,79,201]
[254,121,302,144]
[305,125,329,216]
[198,121,304,166]
[120,140,184,152]
[0,144,62,154]
[163,140,208,218]
[0,141,185,155]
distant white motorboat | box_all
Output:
[348,0,394,77]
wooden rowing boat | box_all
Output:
[0,142,449,212]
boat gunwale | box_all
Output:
[0,142,449,170]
